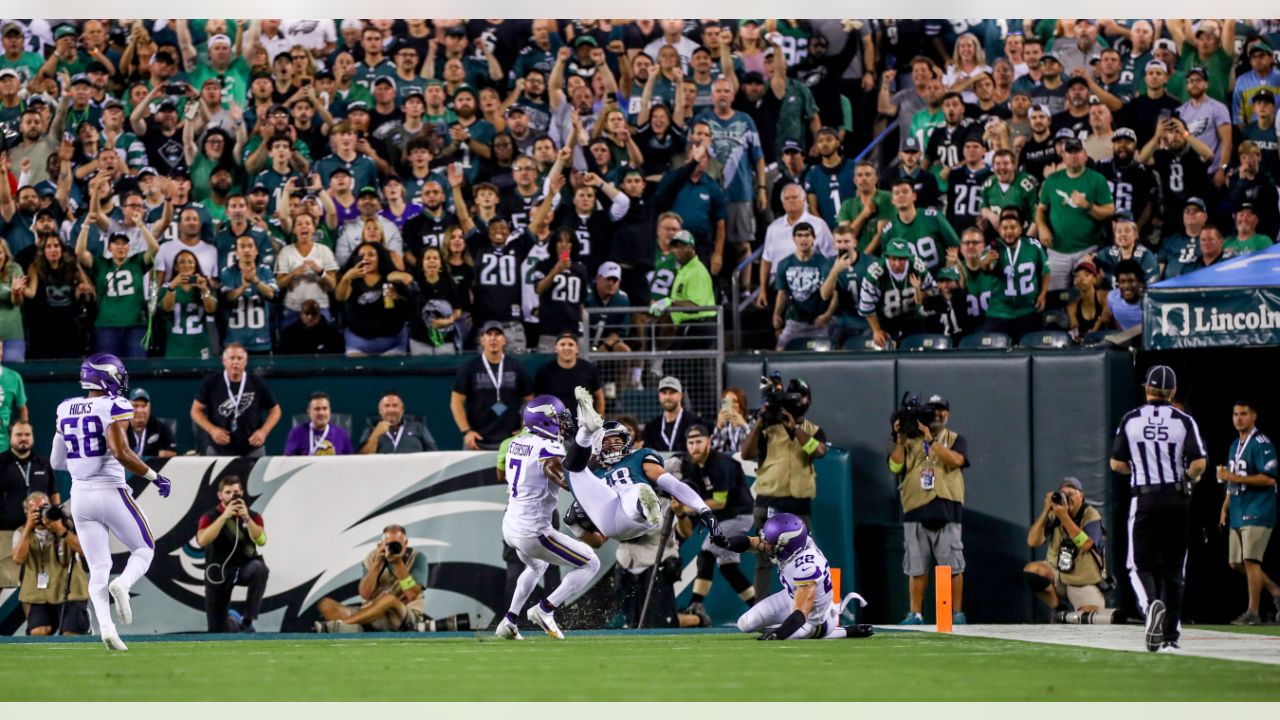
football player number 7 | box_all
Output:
[508,457,523,497]
[60,415,108,459]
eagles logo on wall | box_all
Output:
[1,453,620,634]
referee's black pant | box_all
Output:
[1127,492,1190,641]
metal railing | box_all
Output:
[582,305,724,420]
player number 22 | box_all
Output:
[60,415,108,459]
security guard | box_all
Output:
[1110,366,1207,652]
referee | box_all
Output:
[1110,366,1207,652]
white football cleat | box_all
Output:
[575,386,603,433]
[101,628,128,651]
[494,617,524,640]
[527,604,565,640]
[109,579,133,625]
[635,484,662,527]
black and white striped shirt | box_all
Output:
[1112,402,1206,490]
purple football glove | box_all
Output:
[153,474,172,498]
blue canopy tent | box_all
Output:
[1144,243,1280,349]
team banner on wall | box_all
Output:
[1,453,617,635]
[1144,288,1280,350]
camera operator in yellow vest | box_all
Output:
[889,394,969,625]
[1024,477,1118,624]
[742,376,827,599]
[11,492,90,635]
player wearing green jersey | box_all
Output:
[956,227,1000,329]
[772,223,835,350]
[881,180,961,277]
[220,236,280,354]
[979,149,1039,236]
[161,250,218,359]
[834,161,893,255]
[75,222,159,359]
[1035,137,1115,290]
[1218,401,1280,627]
[859,239,936,349]
[981,210,1049,341]
[819,224,875,348]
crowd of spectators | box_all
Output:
[0,18,1277,363]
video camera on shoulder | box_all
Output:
[892,392,934,439]
[757,371,810,426]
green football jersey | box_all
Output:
[649,250,678,300]
[219,265,278,352]
[591,447,665,488]
[164,287,212,359]
[775,253,834,322]
[987,237,1049,319]
[1038,168,1114,254]
[91,254,151,328]
[1226,431,1278,529]
[979,171,1039,224]
[961,265,1000,320]
[857,255,936,320]
[879,208,960,276]
[835,189,895,253]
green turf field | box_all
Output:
[2,630,1279,701]
[1197,625,1280,636]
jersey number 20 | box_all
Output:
[60,415,108,458]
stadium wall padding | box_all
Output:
[0,451,855,634]
[725,350,1127,624]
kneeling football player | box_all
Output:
[720,513,873,640]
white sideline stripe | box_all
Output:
[883,623,1280,666]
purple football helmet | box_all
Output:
[80,353,129,396]
[523,395,566,439]
[760,513,809,561]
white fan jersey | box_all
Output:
[501,433,566,538]
[778,537,835,624]
[54,395,133,489]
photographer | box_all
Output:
[1024,477,1117,624]
[741,377,827,599]
[196,476,269,633]
[679,424,758,623]
[1,421,58,590]
[315,524,430,633]
[11,492,90,635]
[889,394,969,625]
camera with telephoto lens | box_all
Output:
[1051,491,1067,506]
[40,504,65,523]
[892,392,934,439]
[385,540,404,556]
[757,371,809,426]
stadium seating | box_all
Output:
[785,337,834,352]
[1018,331,1073,349]
[958,332,1012,350]
[899,334,952,351]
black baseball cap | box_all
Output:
[357,186,381,198]
[742,71,765,85]
[1253,89,1276,105]
[1186,66,1209,81]
[1145,365,1177,390]
[444,26,468,38]
[685,423,710,439]
[1062,137,1085,153]
[1066,75,1090,89]
[923,394,949,411]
